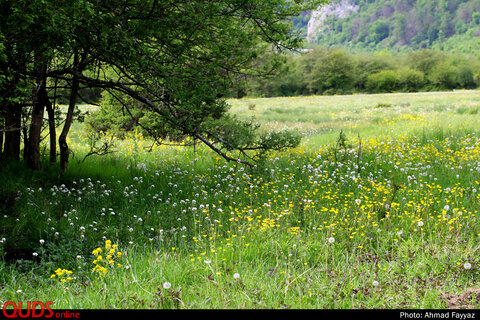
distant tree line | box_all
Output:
[233,47,480,98]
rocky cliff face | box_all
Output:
[306,0,359,43]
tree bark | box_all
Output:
[3,103,22,162]
[25,51,52,171]
[26,77,47,170]
[59,54,80,172]
[0,117,3,156]
[46,101,56,165]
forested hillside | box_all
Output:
[298,0,480,54]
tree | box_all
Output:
[396,67,425,92]
[366,70,399,93]
[0,0,326,170]
[0,0,93,169]
[369,20,390,43]
[406,49,444,75]
[429,61,458,89]
[308,49,356,94]
[473,12,480,25]
[0,1,33,163]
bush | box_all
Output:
[473,12,480,25]
[397,68,426,92]
[309,49,356,94]
[85,93,141,137]
[455,62,476,88]
[354,54,396,91]
[369,20,390,43]
[374,103,393,108]
[474,68,480,87]
[366,70,399,93]
[406,50,444,75]
[428,61,458,89]
[85,91,173,139]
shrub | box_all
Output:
[369,20,390,43]
[309,49,356,94]
[353,55,394,91]
[397,68,426,92]
[474,68,480,87]
[428,61,458,89]
[366,70,399,93]
[374,103,392,108]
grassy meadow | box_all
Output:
[1,90,480,309]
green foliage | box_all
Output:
[475,68,480,87]
[308,49,356,94]
[86,91,181,140]
[374,103,392,108]
[406,50,444,75]
[396,68,426,92]
[306,0,480,55]
[366,70,399,93]
[369,20,390,43]
[256,129,302,157]
[428,61,460,89]
[202,115,258,152]
[241,47,480,97]
[473,12,480,25]
[1,0,328,168]
[87,98,303,162]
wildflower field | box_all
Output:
[1,90,480,309]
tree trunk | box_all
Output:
[46,101,56,165]
[59,54,80,172]
[1,43,25,163]
[0,117,4,157]
[25,52,52,171]
[3,103,22,162]
[26,78,47,170]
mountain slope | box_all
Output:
[300,0,480,54]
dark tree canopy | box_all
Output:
[0,0,326,170]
